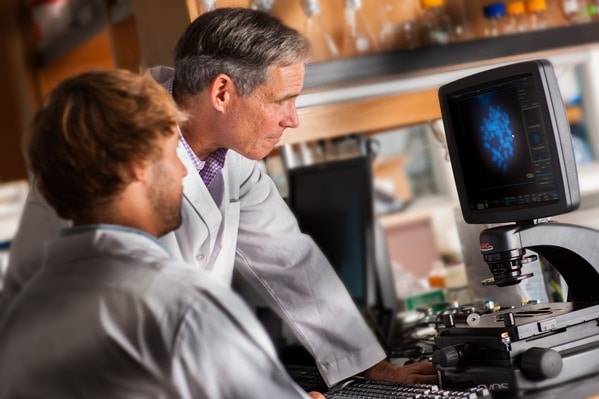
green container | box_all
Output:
[404,289,446,312]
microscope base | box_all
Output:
[434,302,599,395]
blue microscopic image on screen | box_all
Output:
[479,101,515,172]
[448,74,556,212]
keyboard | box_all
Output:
[325,379,492,399]
[286,364,327,392]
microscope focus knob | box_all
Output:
[520,347,562,380]
[432,346,461,367]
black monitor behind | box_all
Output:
[287,156,376,310]
[287,156,399,345]
[372,219,399,348]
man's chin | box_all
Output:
[157,213,183,237]
[252,145,278,160]
[234,140,279,160]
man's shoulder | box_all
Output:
[85,257,227,324]
[144,258,201,292]
[148,260,231,302]
[146,261,248,327]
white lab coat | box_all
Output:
[3,74,386,387]
[0,226,311,398]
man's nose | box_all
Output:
[281,104,299,129]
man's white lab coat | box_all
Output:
[0,225,311,398]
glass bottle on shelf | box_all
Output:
[251,0,275,13]
[341,0,378,56]
[300,0,339,60]
[420,0,453,46]
[196,0,216,15]
[483,2,507,37]
[400,19,421,49]
[561,0,592,24]
[505,1,529,33]
[526,0,549,30]
[377,0,399,50]
[446,0,469,41]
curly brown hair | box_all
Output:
[26,69,187,220]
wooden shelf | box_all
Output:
[283,24,599,145]
[128,2,599,146]
[280,89,440,145]
[304,22,599,89]
[280,85,586,146]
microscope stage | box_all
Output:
[447,302,599,341]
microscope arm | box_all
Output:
[483,223,599,302]
[518,223,599,302]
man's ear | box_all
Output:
[129,158,152,185]
[209,73,236,113]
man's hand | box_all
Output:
[362,360,436,385]
[307,391,325,399]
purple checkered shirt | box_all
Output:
[180,135,226,187]
[166,77,227,187]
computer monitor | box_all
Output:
[287,156,375,307]
[439,60,580,224]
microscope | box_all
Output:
[432,60,599,395]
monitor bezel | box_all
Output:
[439,60,580,224]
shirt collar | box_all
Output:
[62,224,162,247]
[45,224,170,268]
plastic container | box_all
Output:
[588,1,599,20]
[341,0,378,56]
[421,0,453,45]
[526,0,549,30]
[562,0,592,24]
[483,2,507,37]
[428,260,447,289]
[301,0,339,60]
[506,1,529,33]
[404,289,446,312]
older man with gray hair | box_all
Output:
[6,8,434,387]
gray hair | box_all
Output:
[173,8,309,98]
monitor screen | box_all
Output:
[440,60,579,223]
[287,157,374,306]
[449,74,560,212]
